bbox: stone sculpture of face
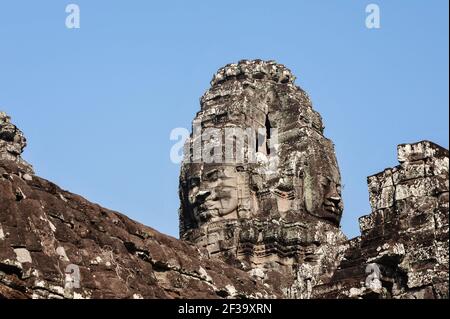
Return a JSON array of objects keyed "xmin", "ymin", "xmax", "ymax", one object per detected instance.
[
  {"xmin": 179, "ymin": 60, "xmax": 345, "ymax": 234},
  {"xmin": 187, "ymin": 165, "xmax": 240, "ymax": 223},
  {"xmin": 181, "ymin": 131, "xmax": 344, "ymax": 227},
  {"xmin": 302, "ymin": 143, "xmax": 343, "ymax": 225}
]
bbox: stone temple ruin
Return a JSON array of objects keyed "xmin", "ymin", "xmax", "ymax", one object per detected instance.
[{"xmin": 0, "ymin": 60, "xmax": 448, "ymax": 299}]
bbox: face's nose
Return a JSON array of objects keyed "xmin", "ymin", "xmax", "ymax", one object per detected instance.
[
  {"xmin": 326, "ymin": 184, "xmax": 341, "ymax": 205},
  {"xmin": 195, "ymin": 190, "xmax": 211, "ymax": 204}
]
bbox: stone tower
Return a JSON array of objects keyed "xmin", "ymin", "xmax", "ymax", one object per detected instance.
[{"xmin": 179, "ymin": 60, "xmax": 347, "ymax": 297}]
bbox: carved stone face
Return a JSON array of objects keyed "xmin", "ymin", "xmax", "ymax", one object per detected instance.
[
  {"xmin": 187, "ymin": 165, "xmax": 240, "ymax": 223},
  {"xmin": 302, "ymin": 142, "xmax": 343, "ymax": 225},
  {"xmin": 180, "ymin": 60, "xmax": 345, "ymax": 238}
]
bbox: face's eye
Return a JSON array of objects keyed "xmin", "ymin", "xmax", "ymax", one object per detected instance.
[
  {"xmin": 205, "ymin": 169, "xmax": 219, "ymax": 182},
  {"xmin": 320, "ymin": 177, "xmax": 330, "ymax": 187}
]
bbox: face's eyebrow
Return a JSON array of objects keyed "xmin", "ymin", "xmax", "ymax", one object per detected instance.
[
  {"xmin": 318, "ymin": 176, "xmax": 329, "ymax": 184},
  {"xmin": 205, "ymin": 169, "xmax": 219, "ymax": 177}
]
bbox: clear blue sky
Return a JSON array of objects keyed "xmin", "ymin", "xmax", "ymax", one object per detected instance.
[{"xmin": 1, "ymin": 1, "xmax": 448, "ymax": 239}]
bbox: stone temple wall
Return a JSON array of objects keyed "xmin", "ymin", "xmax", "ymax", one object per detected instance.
[{"xmin": 314, "ymin": 141, "xmax": 449, "ymax": 298}]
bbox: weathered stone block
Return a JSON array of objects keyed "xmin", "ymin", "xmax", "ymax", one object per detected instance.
[
  {"xmin": 398, "ymin": 141, "xmax": 448, "ymax": 163},
  {"xmin": 393, "ymin": 160, "xmax": 425, "ymax": 183},
  {"xmin": 425, "ymin": 156, "xmax": 449, "ymax": 176}
]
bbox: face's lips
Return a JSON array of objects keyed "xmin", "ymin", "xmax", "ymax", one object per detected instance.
[
  {"xmin": 199, "ymin": 200, "xmax": 218, "ymax": 211},
  {"xmin": 197, "ymin": 210, "xmax": 212, "ymax": 222},
  {"xmin": 328, "ymin": 196, "xmax": 341, "ymax": 202},
  {"xmin": 324, "ymin": 205, "xmax": 336, "ymax": 213},
  {"xmin": 324, "ymin": 199, "xmax": 342, "ymax": 214}
]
